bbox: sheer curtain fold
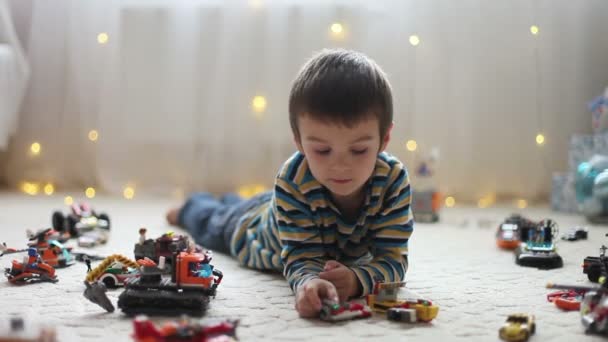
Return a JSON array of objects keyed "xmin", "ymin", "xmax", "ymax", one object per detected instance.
[{"xmin": 6, "ymin": 0, "xmax": 608, "ymax": 201}]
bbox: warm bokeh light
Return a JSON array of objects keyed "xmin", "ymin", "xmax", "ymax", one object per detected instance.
[
  {"xmin": 331, "ymin": 23, "xmax": 343, "ymax": 34},
  {"xmin": 445, "ymin": 196, "xmax": 455, "ymax": 207},
  {"xmin": 249, "ymin": 0, "xmax": 263, "ymax": 8},
  {"xmin": 536, "ymin": 133, "xmax": 545, "ymax": 145},
  {"xmin": 238, "ymin": 184, "xmax": 268, "ymax": 199},
  {"xmin": 44, "ymin": 183, "xmax": 55, "ymax": 195},
  {"xmin": 85, "ymin": 187, "xmax": 96, "ymax": 198},
  {"xmin": 64, "ymin": 196, "xmax": 74, "ymax": 205},
  {"xmin": 21, "ymin": 182, "xmax": 39, "ymax": 196},
  {"xmin": 252, "ymin": 95, "xmax": 267, "ymax": 114},
  {"xmin": 30, "ymin": 142, "xmax": 41, "ymax": 156},
  {"xmin": 406, "ymin": 140, "xmax": 418, "ymax": 152},
  {"xmin": 409, "ymin": 35, "xmax": 420, "ymax": 46},
  {"xmin": 530, "ymin": 25, "xmax": 539, "ymax": 35},
  {"xmin": 123, "ymin": 186, "xmax": 135, "ymax": 200},
  {"xmin": 97, "ymin": 33, "xmax": 109, "ymax": 44},
  {"xmin": 88, "ymin": 130, "xmax": 99, "ymax": 142},
  {"xmin": 517, "ymin": 199, "xmax": 528, "ymax": 209}
]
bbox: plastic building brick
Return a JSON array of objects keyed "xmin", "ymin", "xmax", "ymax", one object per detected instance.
[
  {"xmin": 85, "ymin": 254, "xmax": 140, "ymax": 288},
  {"xmin": 366, "ymin": 281, "xmax": 439, "ymax": 322},
  {"xmin": 132, "ymin": 315, "xmax": 238, "ymax": 342},
  {"xmin": 4, "ymin": 248, "xmax": 58, "ymax": 285},
  {"xmin": 546, "ymin": 289, "xmax": 585, "ymax": 311},
  {"xmin": 319, "ymin": 300, "xmax": 372, "ymax": 322},
  {"xmin": 498, "ymin": 314, "xmax": 536, "ymax": 342},
  {"xmin": 514, "ymin": 219, "xmax": 563, "ymax": 269},
  {"xmin": 547, "ymin": 282, "xmax": 608, "ymax": 336},
  {"xmin": 1, "ymin": 228, "xmax": 75, "ymax": 268},
  {"xmin": 52, "ymin": 202, "xmax": 110, "ymax": 240},
  {"xmin": 386, "ymin": 307, "xmax": 417, "ymax": 322},
  {"xmin": 134, "ymin": 230, "xmax": 202, "ymax": 271}
]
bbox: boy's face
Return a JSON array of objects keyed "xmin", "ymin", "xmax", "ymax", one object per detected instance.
[{"xmin": 295, "ymin": 114, "xmax": 391, "ymax": 200}]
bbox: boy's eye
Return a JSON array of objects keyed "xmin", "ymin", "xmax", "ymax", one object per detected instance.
[
  {"xmin": 352, "ymin": 149, "xmax": 368, "ymax": 155},
  {"xmin": 315, "ymin": 149, "xmax": 331, "ymax": 155}
]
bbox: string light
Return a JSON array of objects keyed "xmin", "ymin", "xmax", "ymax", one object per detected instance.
[
  {"xmin": 64, "ymin": 196, "xmax": 74, "ymax": 205},
  {"xmin": 405, "ymin": 140, "xmax": 417, "ymax": 152},
  {"xmin": 123, "ymin": 186, "xmax": 135, "ymax": 200},
  {"xmin": 88, "ymin": 130, "xmax": 99, "ymax": 142},
  {"xmin": 409, "ymin": 35, "xmax": 420, "ymax": 46},
  {"xmin": 445, "ymin": 196, "xmax": 455, "ymax": 207},
  {"xmin": 97, "ymin": 33, "xmax": 109, "ymax": 44},
  {"xmin": 85, "ymin": 187, "xmax": 96, "ymax": 198},
  {"xmin": 536, "ymin": 133, "xmax": 545, "ymax": 145},
  {"xmin": 30, "ymin": 142, "xmax": 41, "ymax": 156},
  {"xmin": 330, "ymin": 23, "xmax": 343, "ymax": 34},
  {"xmin": 252, "ymin": 95, "xmax": 267, "ymax": 116},
  {"xmin": 21, "ymin": 182, "xmax": 39, "ymax": 196},
  {"xmin": 517, "ymin": 199, "xmax": 528, "ymax": 209},
  {"xmin": 44, "ymin": 183, "xmax": 54, "ymax": 195},
  {"xmin": 530, "ymin": 25, "xmax": 539, "ymax": 35}
]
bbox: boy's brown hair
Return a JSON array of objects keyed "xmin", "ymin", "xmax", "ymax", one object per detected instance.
[{"xmin": 289, "ymin": 49, "xmax": 393, "ymax": 142}]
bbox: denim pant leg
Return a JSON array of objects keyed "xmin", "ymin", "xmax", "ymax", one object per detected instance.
[{"xmin": 178, "ymin": 192, "xmax": 241, "ymax": 254}]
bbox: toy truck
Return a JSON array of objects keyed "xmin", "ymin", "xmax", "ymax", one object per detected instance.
[{"xmin": 366, "ymin": 281, "xmax": 438, "ymax": 322}]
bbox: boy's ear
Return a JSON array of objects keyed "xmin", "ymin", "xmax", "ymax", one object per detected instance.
[{"xmin": 380, "ymin": 122, "xmax": 394, "ymax": 152}]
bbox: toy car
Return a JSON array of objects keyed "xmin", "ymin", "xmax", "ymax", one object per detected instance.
[
  {"xmin": 85, "ymin": 254, "xmax": 140, "ymax": 288},
  {"xmin": 546, "ymin": 289, "xmax": 585, "ymax": 311},
  {"xmin": 583, "ymin": 244, "xmax": 608, "ymax": 282},
  {"xmin": 4, "ymin": 248, "xmax": 58, "ymax": 285},
  {"xmin": 1, "ymin": 228, "xmax": 75, "ymax": 268},
  {"xmin": 52, "ymin": 202, "xmax": 110, "ymax": 238},
  {"xmin": 547, "ymin": 282, "xmax": 608, "ymax": 336},
  {"xmin": 561, "ymin": 227, "xmax": 588, "ymax": 241},
  {"xmin": 499, "ymin": 313, "xmax": 536, "ymax": 341},
  {"xmin": 387, "ymin": 307, "xmax": 417, "ymax": 322},
  {"xmin": 132, "ymin": 315, "xmax": 238, "ymax": 342},
  {"xmin": 515, "ymin": 219, "xmax": 563, "ymax": 269},
  {"xmin": 366, "ymin": 281, "xmax": 439, "ymax": 323},
  {"xmin": 496, "ymin": 214, "xmax": 536, "ymax": 250},
  {"xmin": 319, "ymin": 300, "xmax": 372, "ymax": 322}
]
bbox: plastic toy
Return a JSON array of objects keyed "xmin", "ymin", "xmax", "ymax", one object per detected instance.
[
  {"xmin": 498, "ymin": 313, "xmax": 536, "ymax": 342},
  {"xmin": 0, "ymin": 317, "xmax": 56, "ymax": 342},
  {"xmin": 575, "ymin": 155, "xmax": 608, "ymax": 223},
  {"xmin": 134, "ymin": 230, "xmax": 202, "ymax": 271},
  {"xmin": 0, "ymin": 228, "xmax": 75, "ymax": 268},
  {"xmin": 496, "ymin": 214, "xmax": 535, "ymax": 250},
  {"xmin": 52, "ymin": 202, "xmax": 110, "ymax": 240},
  {"xmin": 547, "ymin": 282, "xmax": 608, "ymax": 336},
  {"xmin": 132, "ymin": 315, "xmax": 238, "ymax": 342},
  {"xmin": 319, "ymin": 300, "xmax": 371, "ymax": 322},
  {"xmin": 514, "ymin": 219, "xmax": 563, "ymax": 269},
  {"xmin": 85, "ymin": 254, "xmax": 140, "ymax": 288},
  {"xmin": 4, "ymin": 248, "xmax": 58, "ymax": 284},
  {"xmin": 584, "ymin": 242, "xmax": 608, "ymax": 282},
  {"xmin": 547, "ymin": 289, "xmax": 586, "ymax": 311},
  {"xmin": 412, "ymin": 190, "xmax": 441, "ymax": 223},
  {"xmin": 561, "ymin": 227, "xmax": 589, "ymax": 241},
  {"xmin": 366, "ymin": 281, "xmax": 438, "ymax": 322}
]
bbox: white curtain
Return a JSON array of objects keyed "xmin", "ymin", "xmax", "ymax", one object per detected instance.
[
  {"xmin": 0, "ymin": 0, "xmax": 29, "ymax": 150},
  {"xmin": 5, "ymin": 0, "xmax": 608, "ymax": 201}
]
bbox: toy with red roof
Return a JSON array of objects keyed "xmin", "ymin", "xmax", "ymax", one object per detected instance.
[
  {"xmin": 319, "ymin": 299, "xmax": 371, "ymax": 322},
  {"xmin": 132, "ymin": 315, "xmax": 238, "ymax": 342}
]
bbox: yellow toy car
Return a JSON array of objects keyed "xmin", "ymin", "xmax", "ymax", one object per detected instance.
[{"xmin": 499, "ymin": 313, "xmax": 536, "ymax": 341}]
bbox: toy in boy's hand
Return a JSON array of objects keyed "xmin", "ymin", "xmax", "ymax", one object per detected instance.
[
  {"xmin": 52, "ymin": 202, "xmax": 110, "ymax": 246},
  {"xmin": 132, "ymin": 315, "xmax": 238, "ymax": 342},
  {"xmin": 498, "ymin": 313, "xmax": 536, "ymax": 342},
  {"xmin": 4, "ymin": 248, "xmax": 58, "ymax": 285},
  {"xmin": 319, "ymin": 299, "xmax": 371, "ymax": 322}
]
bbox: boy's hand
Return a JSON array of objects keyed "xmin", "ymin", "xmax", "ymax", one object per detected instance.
[
  {"xmin": 319, "ymin": 260, "xmax": 359, "ymax": 302},
  {"xmin": 295, "ymin": 278, "xmax": 339, "ymax": 318}
]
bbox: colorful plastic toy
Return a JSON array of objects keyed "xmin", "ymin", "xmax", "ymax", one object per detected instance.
[
  {"xmin": 514, "ymin": 219, "xmax": 563, "ymax": 269},
  {"xmin": 561, "ymin": 227, "xmax": 589, "ymax": 241},
  {"xmin": 85, "ymin": 254, "xmax": 140, "ymax": 288},
  {"xmin": 496, "ymin": 214, "xmax": 535, "ymax": 250},
  {"xmin": 547, "ymin": 289, "xmax": 586, "ymax": 311},
  {"xmin": 52, "ymin": 202, "xmax": 110, "ymax": 239},
  {"xmin": 412, "ymin": 190, "xmax": 441, "ymax": 223},
  {"xmin": 583, "ymin": 238, "xmax": 608, "ymax": 282},
  {"xmin": 498, "ymin": 313, "xmax": 536, "ymax": 342},
  {"xmin": 132, "ymin": 315, "xmax": 238, "ymax": 342},
  {"xmin": 4, "ymin": 248, "xmax": 58, "ymax": 285},
  {"xmin": 319, "ymin": 300, "xmax": 371, "ymax": 322},
  {"xmin": 1, "ymin": 228, "xmax": 75, "ymax": 268},
  {"xmin": 134, "ymin": 230, "xmax": 201, "ymax": 271},
  {"xmin": 547, "ymin": 282, "xmax": 608, "ymax": 336},
  {"xmin": 366, "ymin": 281, "xmax": 438, "ymax": 323}
]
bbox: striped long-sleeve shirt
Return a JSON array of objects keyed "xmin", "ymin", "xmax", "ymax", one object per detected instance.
[{"xmin": 230, "ymin": 151, "xmax": 414, "ymax": 296}]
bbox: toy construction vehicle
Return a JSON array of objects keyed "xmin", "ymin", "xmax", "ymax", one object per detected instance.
[
  {"xmin": 132, "ymin": 315, "xmax": 238, "ymax": 342},
  {"xmin": 1, "ymin": 228, "xmax": 74, "ymax": 268},
  {"xmin": 134, "ymin": 230, "xmax": 202, "ymax": 272},
  {"xmin": 366, "ymin": 281, "xmax": 438, "ymax": 322},
  {"xmin": 4, "ymin": 248, "xmax": 58, "ymax": 285},
  {"xmin": 52, "ymin": 202, "xmax": 110, "ymax": 245},
  {"xmin": 85, "ymin": 254, "xmax": 140, "ymax": 288},
  {"xmin": 515, "ymin": 219, "xmax": 563, "ymax": 269},
  {"xmin": 583, "ymin": 234, "xmax": 608, "ymax": 282}
]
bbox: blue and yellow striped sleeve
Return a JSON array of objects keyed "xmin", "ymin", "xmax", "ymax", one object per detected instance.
[
  {"xmin": 273, "ymin": 177, "xmax": 328, "ymax": 293},
  {"xmin": 350, "ymin": 165, "xmax": 414, "ymax": 296}
]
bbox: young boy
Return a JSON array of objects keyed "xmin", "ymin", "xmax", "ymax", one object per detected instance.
[{"xmin": 166, "ymin": 49, "xmax": 414, "ymax": 318}]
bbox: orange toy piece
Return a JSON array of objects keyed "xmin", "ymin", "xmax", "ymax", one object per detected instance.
[{"xmin": 4, "ymin": 248, "xmax": 58, "ymax": 285}]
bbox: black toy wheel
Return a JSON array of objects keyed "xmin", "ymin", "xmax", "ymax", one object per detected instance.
[
  {"xmin": 588, "ymin": 270, "xmax": 600, "ymax": 282},
  {"xmin": 52, "ymin": 211, "xmax": 65, "ymax": 231},
  {"xmin": 67, "ymin": 215, "xmax": 79, "ymax": 237},
  {"xmin": 98, "ymin": 213, "xmax": 110, "ymax": 230},
  {"xmin": 102, "ymin": 276, "xmax": 117, "ymax": 289}
]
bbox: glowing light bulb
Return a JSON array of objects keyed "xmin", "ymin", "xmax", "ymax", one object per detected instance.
[
  {"xmin": 406, "ymin": 140, "xmax": 417, "ymax": 152},
  {"xmin": 530, "ymin": 25, "xmax": 539, "ymax": 35},
  {"xmin": 123, "ymin": 186, "xmax": 135, "ymax": 199},
  {"xmin": 88, "ymin": 130, "xmax": 99, "ymax": 142},
  {"xmin": 44, "ymin": 183, "xmax": 55, "ymax": 195},
  {"xmin": 30, "ymin": 142, "xmax": 41, "ymax": 156},
  {"xmin": 85, "ymin": 187, "xmax": 96, "ymax": 198},
  {"xmin": 64, "ymin": 196, "xmax": 74, "ymax": 205},
  {"xmin": 517, "ymin": 199, "xmax": 528, "ymax": 209},
  {"xmin": 445, "ymin": 196, "xmax": 455, "ymax": 207},
  {"xmin": 331, "ymin": 23, "xmax": 343, "ymax": 34},
  {"xmin": 252, "ymin": 96, "xmax": 267, "ymax": 114},
  {"xmin": 409, "ymin": 35, "xmax": 420, "ymax": 46},
  {"xmin": 97, "ymin": 33, "xmax": 109, "ymax": 44},
  {"xmin": 536, "ymin": 134, "xmax": 545, "ymax": 145}
]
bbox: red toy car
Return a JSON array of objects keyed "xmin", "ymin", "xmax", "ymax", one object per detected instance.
[
  {"xmin": 132, "ymin": 315, "xmax": 238, "ymax": 342},
  {"xmin": 319, "ymin": 300, "xmax": 372, "ymax": 322}
]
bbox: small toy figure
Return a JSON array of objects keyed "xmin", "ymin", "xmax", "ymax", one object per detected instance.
[
  {"xmin": 139, "ymin": 228, "xmax": 147, "ymax": 245},
  {"xmin": 561, "ymin": 227, "xmax": 589, "ymax": 241},
  {"xmin": 83, "ymin": 255, "xmax": 92, "ymax": 273},
  {"xmin": 319, "ymin": 300, "xmax": 372, "ymax": 322},
  {"xmin": 499, "ymin": 314, "xmax": 536, "ymax": 342}
]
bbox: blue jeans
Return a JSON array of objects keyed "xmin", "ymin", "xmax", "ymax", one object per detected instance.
[{"xmin": 178, "ymin": 191, "xmax": 272, "ymax": 255}]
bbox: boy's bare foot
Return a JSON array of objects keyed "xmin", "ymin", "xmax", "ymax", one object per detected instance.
[{"xmin": 166, "ymin": 207, "xmax": 181, "ymax": 226}]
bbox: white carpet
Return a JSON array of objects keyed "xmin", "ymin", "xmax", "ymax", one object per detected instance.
[{"xmin": 0, "ymin": 193, "xmax": 605, "ymax": 342}]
